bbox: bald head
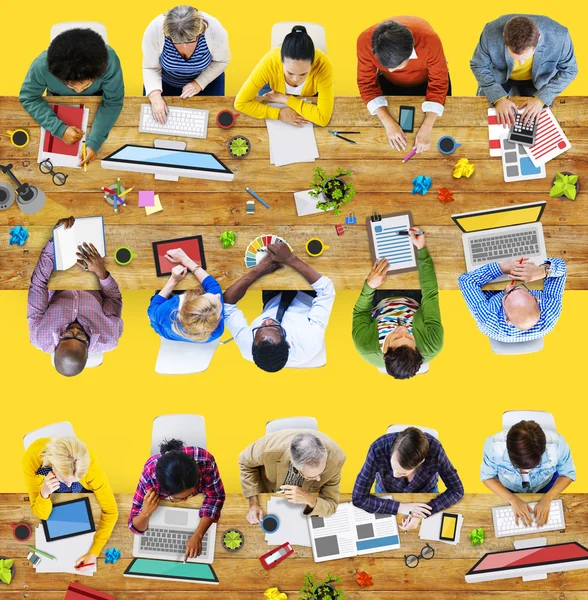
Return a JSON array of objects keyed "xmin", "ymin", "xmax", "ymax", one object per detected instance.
[
  {"xmin": 503, "ymin": 289, "xmax": 540, "ymax": 331},
  {"xmin": 54, "ymin": 339, "xmax": 88, "ymax": 377}
]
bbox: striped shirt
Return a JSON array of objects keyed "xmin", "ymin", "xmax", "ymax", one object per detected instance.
[
  {"xmin": 458, "ymin": 259, "xmax": 566, "ymax": 342},
  {"xmin": 160, "ymin": 35, "xmax": 212, "ymax": 88},
  {"xmin": 372, "ymin": 297, "xmax": 419, "ymax": 350},
  {"xmin": 282, "ymin": 463, "xmax": 305, "ymax": 488}
]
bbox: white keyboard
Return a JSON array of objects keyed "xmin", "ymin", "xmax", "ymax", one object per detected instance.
[
  {"xmin": 492, "ymin": 498, "xmax": 565, "ymax": 538},
  {"xmin": 139, "ymin": 104, "xmax": 209, "ymax": 139}
]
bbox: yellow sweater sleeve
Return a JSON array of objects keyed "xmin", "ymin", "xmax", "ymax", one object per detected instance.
[
  {"xmin": 234, "ymin": 49, "xmax": 281, "ymax": 120},
  {"xmin": 22, "ymin": 438, "xmax": 53, "ymax": 520}
]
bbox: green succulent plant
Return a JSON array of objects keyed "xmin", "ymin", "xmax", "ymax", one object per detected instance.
[
  {"xmin": 222, "ymin": 529, "xmax": 244, "ymax": 551},
  {"xmin": 220, "ymin": 230, "xmax": 236, "ymax": 248},
  {"xmin": 308, "ymin": 167, "xmax": 356, "ymax": 216},
  {"xmin": 298, "ymin": 572, "xmax": 345, "ymax": 599},
  {"xmin": 229, "ymin": 136, "xmax": 250, "ymax": 157},
  {"xmin": 0, "ymin": 559, "xmax": 14, "ymax": 585},
  {"xmin": 550, "ymin": 172, "xmax": 578, "ymax": 200}
]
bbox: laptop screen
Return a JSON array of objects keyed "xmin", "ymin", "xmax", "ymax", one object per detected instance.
[
  {"xmin": 125, "ymin": 558, "xmax": 219, "ymax": 583},
  {"xmin": 452, "ymin": 202, "xmax": 546, "ymax": 233}
]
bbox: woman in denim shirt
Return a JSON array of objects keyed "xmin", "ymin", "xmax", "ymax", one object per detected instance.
[{"xmin": 481, "ymin": 420, "xmax": 575, "ymax": 529}]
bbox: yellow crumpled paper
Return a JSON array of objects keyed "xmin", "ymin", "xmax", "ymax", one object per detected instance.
[
  {"xmin": 453, "ymin": 158, "xmax": 475, "ymax": 179},
  {"xmin": 265, "ymin": 587, "xmax": 288, "ymax": 600}
]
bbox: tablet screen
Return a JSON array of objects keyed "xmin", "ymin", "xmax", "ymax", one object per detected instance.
[
  {"xmin": 152, "ymin": 236, "xmax": 206, "ymax": 277},
  {"xmin": 43, "ymin": 498, "xmax": 95, "ymax": 541},
  {"xmin": 125, "ymin": 558, "xmax": 219, "ymax": 584}
]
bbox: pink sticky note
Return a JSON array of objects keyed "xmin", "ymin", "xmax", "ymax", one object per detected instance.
[{"xmin": 138, "ymin": 190, "xmax": 155, "ymax": 207}]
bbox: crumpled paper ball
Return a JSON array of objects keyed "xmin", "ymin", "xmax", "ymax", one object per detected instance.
[
  {"xmin": 453, "ymin": 158, "xmax": 475, "ymax": 179},
  {"xmin": 438, "ymin": 188, "xmax": 454, "ymax": 204},
  {"xmin": 105, "ymin": 548, "xmax": 121, "ymax": 564},
  {"xmin": 357, "ymin": 571, "xmax": 373, "ymax": 587},
  {"xmin": 264, "ymin": 587, "xmax": 288, "ymax": 600},
  {"xmin": 220, "ymin": 230, "xmax": 236, "ymax": 248},
  {"xmin": 412, "ymin": 174, "xmax": 432, "ymax": 195},
  {"xmin": 9, "ymin": 225, "xmax": 29, "ymax": 246},
  {"xmin": 469, "ymin": 528, "xmax": 485, "ymax": 546}
]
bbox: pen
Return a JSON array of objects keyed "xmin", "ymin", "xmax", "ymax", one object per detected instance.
[
  {"xmin": 76, "ymin": 562, "xmax": 95, "ymax": 569},
  {"xmin": 118, "ymin": 187, "xmax": 133, "ymax": 198},
  {"xmin": 246, "ymin": 187, "xmax": 270, "ymax": 209},
  {"xmin": 101, "ymin": 186, "xmax": 116, "ymax": 194},
  {"xmin": 27, "ymin": 546, "xmax": 56, "ymax": 560},
  {"xmin": 82, "ymin": 141, "xmax": 87, "ymax": 173},
  {"xmin": 113, "ymin": 194, "xmax": 118, "ymax": 212},
  {"xmin": 402, "ymin": 149, "xmax": 417, "ymax": 163},
  {"xmin": 511, "ymin": 257, "xmax": 524, "ymax": 285},
  {"xmin": 395, "ymin": 229, "xmax": 424, "ymax": 236},
  {"xmin": 117, "ymin": 177, "xmax": 121, "ymax": 197},
  {"xmin": 403, "ymin": 511, "xmax": 412, "ymax": 532}
]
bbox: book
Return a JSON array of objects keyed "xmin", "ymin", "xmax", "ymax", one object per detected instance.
[
  {"xmin": 38, "ymin": 104, "xmax": 89, "ymax": 169},
  {"xmin": 65, "ymin": 582, "xmax": 114, "ymax": 599},
  {"xmin": 53, "ymin": 217, "xmax": 106, "ymax": 271}
]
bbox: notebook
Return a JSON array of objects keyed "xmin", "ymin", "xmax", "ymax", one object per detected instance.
[
  {"xmin": 53, "ymin": 217, "xmax": 106, "ymax": 271},
  {"xmin": 38, "ymin": 104, "xmax": 89, "ymax": 169},
  {"xmin": 65, "ymin": 582, "xmax": 114, "ymax": 600}
]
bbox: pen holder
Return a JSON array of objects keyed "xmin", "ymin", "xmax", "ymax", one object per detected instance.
[
  {"xmin": 114, "ymin": 247, "xmax": 138, "ymax": 266},
  {"xmin": 104, "ymin": 183, "xmax": 126, "ymax": 207},
  {"xmin": 306, "ymin": 238, "xmax": 330, "ymax": 257}
]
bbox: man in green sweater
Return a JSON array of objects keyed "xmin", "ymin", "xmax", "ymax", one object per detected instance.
[
  {"xmin": 20, "ymin": 28, "xmax": 124, "ymax": 167},
  {"xmin": 352, "ymin": 228, "xmax": 443, "ymax": 379}
]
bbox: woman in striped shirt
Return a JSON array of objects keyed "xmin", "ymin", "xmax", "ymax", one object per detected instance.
[{"xmin": 142, "ymin": 5, "xmax": 231, "ymax": 123}]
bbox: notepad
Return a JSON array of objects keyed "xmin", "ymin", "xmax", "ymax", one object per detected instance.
[
  {"xmin": 366, "ymin": 212, "xmax": 417, "ymax": 274},
  {"xmin": 38, "ymin": 104, "xmax": 89, "ymax": 169},
  {"xmin": 138, "ymin": 190, "xmax": 155, "ymax": 207},
  {"xmin": 34, "ymin": 525, "xmax": 96, "ymax": 576},
  {"xmin": 53, "ymin": 217, "xmax": 106, "ymax": 271},
  {"xmin": 145, "ymin": 194, "xmax": 163, "ymax": 215}
]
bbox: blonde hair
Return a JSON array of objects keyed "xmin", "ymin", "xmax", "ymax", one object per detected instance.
[
  {"xmin": 164, "ymin": 5, "xmax": 207, "ymax": 43},
  {"xmin": 172, "ymin": 288, "xmax": 221, "ymax": 342},
  {"xmin": 41, "ymin": 437, "xmax": 90, "ymax": 480}
]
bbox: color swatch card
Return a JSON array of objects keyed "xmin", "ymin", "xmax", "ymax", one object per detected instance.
[
  {"xmin": 487, "ymin": 108, "xmax": 510, "ymax": 157},
  {"xmin": 244, "ymin": 234, "xmax": 292, "ymax": 268},
  {"xmin": 501, "ymin": 139, "xmax": 546, "ymax": 183},
  {"xmin": 528, "ymin": 108, "xmax": 571, "ymax": 167},
  {"xmin": 366, "ymin": 212, "xmax": 417, "ymax": 274}
]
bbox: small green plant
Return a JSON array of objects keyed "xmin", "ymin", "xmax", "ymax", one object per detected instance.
[
  {"xmin": 221, "ymin": 529, "xmax": 244, "ymax": 551},
  {"xmin": 298, "ymin": 572, "xmax": 345, "ymax": 600},
  {"xmin": 550, "ymin": 172, "xmax": 578, "ymax": 200},
  {"xmin": 229, "ymin": 136, "xmax": 250, "ymax": 158},
  {"xmin": 220, "ymin": 230, "xmax": 236, "ymax": 248},
  {"xmin": 309, "ymin": 167, "xmax": 356, "ymax": 216},
  {"xmin": 0, "ymin": 559, "xmax": 14, "ymax": 585}
]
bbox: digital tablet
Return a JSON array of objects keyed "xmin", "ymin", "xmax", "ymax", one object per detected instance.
[
  {"xmin": 124, "ymin": 558, "xmax": 219, "ymax": 585},
  {"xmin": 42, "ymin": 497, "xmax": 95, "ymax": 542},
  {"xmin": 152, "ymin": 235, "xmax": 206, "ymax": 277}
]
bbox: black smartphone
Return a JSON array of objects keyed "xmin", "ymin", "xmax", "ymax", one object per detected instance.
[{"xmin": 399, "ymin": 106, "xmax": 415, "ymax": 133}]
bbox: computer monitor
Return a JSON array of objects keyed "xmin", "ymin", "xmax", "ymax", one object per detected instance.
[
  {"xmin": 101, "ymin": 144, "xmax": 234, "ymax": 182},
  {"xmin": 465, "ymin": 542, "xmax": 588, "ymax": 583}
]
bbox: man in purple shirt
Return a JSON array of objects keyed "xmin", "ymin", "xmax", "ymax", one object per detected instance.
[{"xmin": 27, "ymin": 216, "xmax": 123, "ymax": 377}]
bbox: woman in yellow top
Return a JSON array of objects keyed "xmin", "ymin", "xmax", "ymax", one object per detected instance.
[
  {"xmin": 23, "ymin": 437, "xmax": 118, "ymax": 570},
  {"xmin": 234, "ymin": 25, "xmax": 334, "ymax": 127}
]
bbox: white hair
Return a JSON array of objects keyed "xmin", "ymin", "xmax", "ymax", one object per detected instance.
[
  {"xmin": 290, "ymin": 433, "xmax": 327, "ymax": 469},
  {"xmin": 163, "ymin": 5, "xmax": 207, "ymax": 44}
]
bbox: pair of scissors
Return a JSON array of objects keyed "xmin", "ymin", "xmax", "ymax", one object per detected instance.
[{"xmin": 328, "ymin": 130, "xmax": 360, "ymax": 144}]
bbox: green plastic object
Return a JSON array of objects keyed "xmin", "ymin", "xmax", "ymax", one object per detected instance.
[
  {"xmin": 0, "ymin": 558, "xmax": 14, "ymax": 585},
  {"xmin": 550, "ymin": 172, "xmax": 578, "ymax": 200},
  {"xmin": 220, "ymin": 231, "xmax": 236, "ymax": 248},
  {"xmin": 469, "ymin": 528, "xmax": 485, "ymax": 546},
  {"xmin": 221, "ymin": 529, "xmax": 244, "ymax": 551}
]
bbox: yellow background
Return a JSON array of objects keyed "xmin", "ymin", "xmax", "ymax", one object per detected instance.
[{"xmin": 1, "ymin": 1, "xmax": 586, "ymax": 497}]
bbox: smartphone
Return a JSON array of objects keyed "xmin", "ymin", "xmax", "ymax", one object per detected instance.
[
  {"xmin": 399, "ymin": 106, "xmax": 415, "ymax": 133},
  {"xmin": 439, "ymin": 513, "xmax": 459, "ymax": 542}
]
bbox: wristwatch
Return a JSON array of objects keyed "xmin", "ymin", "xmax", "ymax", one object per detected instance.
[{"xmin": 542, "ymin": 262, "xmax": 551, "ymax": 279}]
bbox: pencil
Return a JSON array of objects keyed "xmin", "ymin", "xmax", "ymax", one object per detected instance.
[
  {"xmin": 402, "ymin": 149, "xmax": 416, "ymax": 163},
  {"xmin": 27, "ymin": 546, "xmax": 56, "ymax": 560},
  {"xmin": 246, "ymin": 187, "xmax": 270, "ymax": 209},
  {"xmin": 82, "ymin": 141, "xmax": 87, "ymax": 173},
  {"xmin": 118, "ymin": 187, "xmax": 133, "ymax": 198},
  {"xmin": 117, "ymin": 177, "xmax": 121, "ymax": 196}
]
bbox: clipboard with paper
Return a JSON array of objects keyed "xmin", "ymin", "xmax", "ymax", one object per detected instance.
[{"xmin": 366, "ymin": 211, "xmax": 417, "ymax": 274}]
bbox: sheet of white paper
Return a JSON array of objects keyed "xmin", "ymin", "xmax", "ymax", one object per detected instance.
[
  {"xmin": 53, "ymin": 216, "xmax": 106, "ymax": 271},
  {"xmin": 501, "ymin": 138, "xmax": 546, "ymax": 183},
  {"xmin": 293, "ymin": 190, "xmax": 333, "ymax": 217},
  {"xmin": 34, "ymin": 525, "xmax": 96, "ymax": 576},
  {"xmin": 369, "ymin": 214, "xmax": 417, "ymax": 271},
  {"xmin": 351, "ymin": 502, "xmax": 400, "ymax": 556},
  {"xmin": 419, "ymin": 512, "xmax": 463, "ymax": 546},
  {"xmin": 528, "ymin": 108, "xmax": 571, "ymax": 167},
  {"xmin": 265, "ymin": 496, "xmax": 311, "ymax": 547},
  {"xmin": 38, "ymin": 106, "xmax": 90, "ymax": 169}
]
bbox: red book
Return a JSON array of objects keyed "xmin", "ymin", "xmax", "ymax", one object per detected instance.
[
  {"xmin": 43, "ymin": 104, "xmax": 84, "ymax": 156},
  {"xmin": 65, "ymin": 582, "xmax": 115, "ymax": 600}
]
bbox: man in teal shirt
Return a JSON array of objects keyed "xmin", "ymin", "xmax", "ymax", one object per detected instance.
[
  {"xmin": 20, "ymin": 28, "xmax": 124, "ymax": 166},
  {"xmin": 352, "ymin": 229, "xmax": 443, "ymax": 379}
]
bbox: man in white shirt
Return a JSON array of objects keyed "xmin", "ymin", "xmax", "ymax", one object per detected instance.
[{"xmin": 223, "ymin": 244, "xmax": 335, "ymax": 372}]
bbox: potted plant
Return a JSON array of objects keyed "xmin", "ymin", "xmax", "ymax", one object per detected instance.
[
  {"xmin": 221, "ymin": 529, "xmax": 244, "ymax": 552},
  {"xmin": 0, "ymin": 558, "xmax": 14, "ymax": 585},
  {"xmin": 309, "ymin": 167, "xmax": 356, "ymax": 216},
  {"xmin": 228, "ymin": 135, "xmax": 251, "ymax": 158},
  {"xmin": 550, "ymin": 172, "xmax": 579, "ymax": 200},
  {"xmin": 298, "ymin": 572, "xmax": 345, "ymax": 600}
]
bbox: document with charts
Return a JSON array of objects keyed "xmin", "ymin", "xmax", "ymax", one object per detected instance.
[
  {"xmin": 366, "ymin": 212, "xmax": 417, "ymax": 274},
  {"xmin": 308, "ymin": 501, "xmax": 400, "ymax": 563},
  {"xmin": 528, "ymin": 108, "xmax": 571, "ymax": 167}
]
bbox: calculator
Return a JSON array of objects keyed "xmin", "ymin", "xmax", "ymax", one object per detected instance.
[{"xmin": 508, "ymin": 112, "xmax": 537, "ymax": 146}]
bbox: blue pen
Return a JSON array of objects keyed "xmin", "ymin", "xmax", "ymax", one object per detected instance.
[{"xmin": 246, "ymin": 187, "xmax": 270, "ymax": 209}]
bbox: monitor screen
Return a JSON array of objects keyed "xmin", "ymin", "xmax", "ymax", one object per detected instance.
[
  {"xmin": 125, "ymin": 558, "xmax": 219, "ymax": 583},
  {"xmin": 103, "ymin": 145, "xmax": 231, "ymax": 173},
  {"xmin": 42, "ymin": 498, "xmax": 95, "ymax": 541},
  {"xmin": 452, "ymin": 201, "xmax": 546, "ymax": 233}
]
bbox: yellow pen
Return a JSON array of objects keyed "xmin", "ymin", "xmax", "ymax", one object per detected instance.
[
  {"xmin": 82, "ymin": 141, "xmax": 87, "ymax": 172},
  {"xmin": 118, "ymin": 187, "xmax": 133, "ymax": 198}
]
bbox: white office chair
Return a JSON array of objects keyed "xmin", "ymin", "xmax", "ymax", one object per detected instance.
[
  {"xmin": 51, "ymin": 353, "xmax": 104, "ymax": 369},
  {"xmin": 266, "ymin": 417, "xmax": 318, "ymax": 434},
  {"xmin": 155, "ymin": 337, "xmax": 221, "ymax": 375},
  {"xmin": 23, "ymin": 421, "xmax": 76, "ymax": 450},
  {"xmin": 292, "ymin": 344, "xmax": 327, "ymax": 369},
  {"xmin": 502, "ymin": 411, "xmax": 556, "ymax": 432},
  {"xmin": 50, "ymin": 22, "xmax": 108, "ymax": 43},
  {"xmin": 151, "ymin": 415, "xmax": 207, "ymax": 455},
  {"xmin": 378, "ymin": 362, "xmax": 429, "ymax": 376},
  {"xmin": 271, "ymin": 22, "xmax": 327, "ymax": 53},
  {"xmin": 386, "ymin": 424, "xmax": 439, "ymax": 439},
  {"xmin": 490, "ymin": 337, "xmax": 544, "ymax": 355}
]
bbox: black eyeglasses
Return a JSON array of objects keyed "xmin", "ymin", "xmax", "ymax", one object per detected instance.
[
  {"xmin": 164, "ymin": 489, "xmax": 197, "ymax": 503},
  {"xmin": 405, "ymin": 544, "xmax": 435, "ymax": 568},
  {"xmin": 39, "ymin": 159, "xmax": 68, "ymax": 186},
  {"xmin": 503, "ymin": 282, "xmax": 539, "ymax": 304},
  {"xmin": 252, "ymin": 322, "xmax": 287, "ymax": 340},
  {"xmin": 59, "ymin": 329, "xmax": 90, "ymax": 346}
]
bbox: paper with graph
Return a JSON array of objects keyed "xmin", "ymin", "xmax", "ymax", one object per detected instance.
[{"xmin": 366, "ymin": 212, "xmax": 417, "ymax": 274}]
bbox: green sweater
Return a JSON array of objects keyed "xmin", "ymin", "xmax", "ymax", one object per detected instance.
[
  {"xmin": 19, "ymin": 47, "xmax": 124, "ymax": 152},
  {"xmin": 352, "ymin": 247, "xmax": 444, "ymax": 367}
]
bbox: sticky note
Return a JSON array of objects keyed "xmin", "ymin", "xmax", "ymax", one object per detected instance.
[
  {"xmin": 145, "ymin": 194, "xmax": 163, "ymax": 215},
  {"xmin": 138, "ymin": 190, "xmax": 155, "ymax": 207}
]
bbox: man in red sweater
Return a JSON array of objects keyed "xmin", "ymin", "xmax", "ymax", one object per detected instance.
[{"xmin": 357, "ymin": 17, "xmax": 450, "ymax": 153}]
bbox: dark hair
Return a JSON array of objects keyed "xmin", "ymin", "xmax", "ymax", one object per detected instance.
[
  {"xmin": 372, "ymin": 21, "xmax": 414, "ymax": 69},
  {"xmin": 384, "ymin": 346, "xmax": 423, "ymax": 379},
  {"xmin": 391, "ymin": 427, "xmax": 430, "ymax": 470},
  {"xmin": 506, "ymin": 420, "xmax": 546, "ymax": 469},
  {"xmin": 281, "ymin": 25, "xmax": 315, "ymax": 63},
  {"xmin": 155, "ymin": 438, "xmax": 198, "ymax": 495},
  {"xmin": 47, "ymin": 28, "xmax": 108, "ymax": 82},
  {"xmin": 54, "ymin": 340, "xmax": 88, "ymax": 377},
  {"xmin": 252, "ymin": 339, "xmax": 289, "ymax": 373},
  {"xmin": 504, "ymin": 17, "xmax": 539, "ymax": 54}
]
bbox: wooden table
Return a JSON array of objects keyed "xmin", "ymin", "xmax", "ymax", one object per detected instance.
[
  {"xmin": 2, "ymin": 493, "xmax": 588, "ymax": 598},
  {"xmin": 0, "ymin": 96, "xmax": 586, "ymax": 290}
]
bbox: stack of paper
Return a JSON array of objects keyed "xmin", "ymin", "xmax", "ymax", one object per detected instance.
[
  {"xmin": 53, "ymin": 216, "xmax": 106, "ymax": 271},
  {"xmin": 419, "ymin": 512, "xmax": 464, "ymax": 546},
  {"xmin": 34, "ymin": 525, "xmax": 96, "ymax": 576},
  {"xmin": 294, "ymin": 190, "xmax": 333, "ymax": 217},
  {"xmin": 265, "ymin": 496, "xmax": 311, "ymax": 547}
]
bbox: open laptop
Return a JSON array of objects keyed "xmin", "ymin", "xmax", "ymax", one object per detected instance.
[
  {"xmin": 452, "ymin": 201, "xmax": 547, "ymax": 281},
  {"xmin": 133, "ymin": 506, "xmax": 216, "ymax": 564}
]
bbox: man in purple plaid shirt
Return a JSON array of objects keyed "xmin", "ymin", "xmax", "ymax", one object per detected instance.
[
  {"xmin": 27, "ymin": 217, "xmax": 123, "ymax": 377},
  {"xmin": 352, "ymin": 427, "xmax": 464, "ymax": 530}
]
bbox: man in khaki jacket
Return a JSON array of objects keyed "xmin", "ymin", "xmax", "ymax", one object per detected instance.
[{"xmin": 239, "ymin": 430, "xmax": 346, "ymax": 523}]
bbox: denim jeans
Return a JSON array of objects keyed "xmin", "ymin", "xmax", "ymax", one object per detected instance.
[{"xmin": 143, "ymin": 72, "xmax": 226, "ymax": 97}]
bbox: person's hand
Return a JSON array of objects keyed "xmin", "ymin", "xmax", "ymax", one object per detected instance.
[
  {"xmin": 414, "ymin": 124, "xmax": 432, "ymax": 153},
  {"xmin": 79, "ymin": 146, "xmax": 96, "ymax": 167},
  {"xmin": 54, "ymin": 216, "xmax": 75, "ymax": 230},
  {"xmin": 510, "ymin": 496, "xmax": 534, "ymax": 527},
  {"xmin": 366, "ymin": 258, "xmax": 389, "ymax": 289},
  {"xmin": 495, "ymin": 97, "xmax": 517, "ymax": 127},
  {"xmin": 149, "ymin": 91, "xmax": 169, "ymax": 124},
  {"xmin": 76, "ymin": 243, "xmax": 107, "ymax": 279},
  {"xmin": 510, "ymin": 260, "xmax": 546, "ymax": 283},
  {"xmin": 534, "ymin": 496, "xmax": 552, "ymax": 528},
  {"xmin": 382, "ymin": 118, "xmax": 407, "ymax": 151},
  {"xmin": 397, "ymin": 502, "xmax": 432, "ymax": 519},
  {"xmin": 171, "ymin": 265, "xmax": 188, "ymax": 283},
  {"xmin": 140, "ymin": 489, "xmax": 160, "ymax": 518},
  {"xmin": 246, "ymin": 502, "xmax": 264, "ymax": 525},
  {"xmin": 409, "ymin": 227, "xmax": 426, "ymax": 250},
  {"xmin": 165, "ymin": 248, "xmax": 192, "ymax": 267},
  {"xmin": 280, "ymin": 485, "xmax": 314, "ymax": 506},
  {"xmin": 184, "ymin": 532, "xmax": 203, "ymax": 561},
  {"xmin": 519, "ymin": 97, "xmax": 544, "ymax": 126},
  {"xmin": 499, "ymin": 257, "xmax": 527, "ymax": 275},
  {"xmin": 254, "ymin": 253, "xmax": 283, "ymax": 276},
  {"xmin": 74, "ymin": 552, "xmax": 96, "ymax": 571},
  {"xmin": 40, "ymin": 471, "xmax": 61, "ymax": 498},
  {"xmin": 278, "ymin": 107, "xmax": 308, "ymax": 128},
  {"xmin": 267, "ymin": 243, "xmax": 294, "ymax": 264},
  {"xmin": 62, "ymin": 126, "xmax": 84, "ymax": 145},
  {"xmin": 262, "ymin": 90, "xmax": 289, "ymax": 105},
  {"xmin": 400, "ymin": 515, "xmax": 422, "ymax": 531},
  {"xmin": 180, "ymin": 81, "xmax": 202, "ymax": 99}
]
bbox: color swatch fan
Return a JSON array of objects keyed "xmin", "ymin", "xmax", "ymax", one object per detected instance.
[{"xmin": 244, "ymin": 234, "xmax": 292, "ymax": 268}]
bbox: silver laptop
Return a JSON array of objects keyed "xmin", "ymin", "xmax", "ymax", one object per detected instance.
[
  {"xmin": 451, "ymin": 201, "xmax": 547, "ymax": 281},
  {"xmin": 133, "ymin": 505, "xmax": 216, "ymax": 564}
]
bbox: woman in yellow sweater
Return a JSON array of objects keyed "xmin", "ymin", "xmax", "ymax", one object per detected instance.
[
  {"xmin": 23, "ymin": 437, "xmax": 118, "ymax": 570},
  {"xmin": 234, "ymin": 25, "xmax": 334, "ymax": 127}
]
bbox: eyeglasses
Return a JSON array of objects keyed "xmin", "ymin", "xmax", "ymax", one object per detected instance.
[
  {"xmin": 503, "ymin": 283, "xmax": 539, "ymax": 304},
  {"xmin": 39, "ymin": 159, "xmax": 68, "ymax": 186},
  {"xmin": 164, "ymin": 489, "xmax": 197, "ymax": 503},
  {"xmin": 167, "ymin": 36, "xmax": 198, "ymax": 44},
  {"xmin": 405, "ymin": 544, "xmax": 435, "ymax": 568},
  {"xmin": 252, "ymin": 322, "xmax": 287, "ymax": 340},
  {"xmin": 59, "ymin": 330, "xmax": 89, "ymax": 346}
]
